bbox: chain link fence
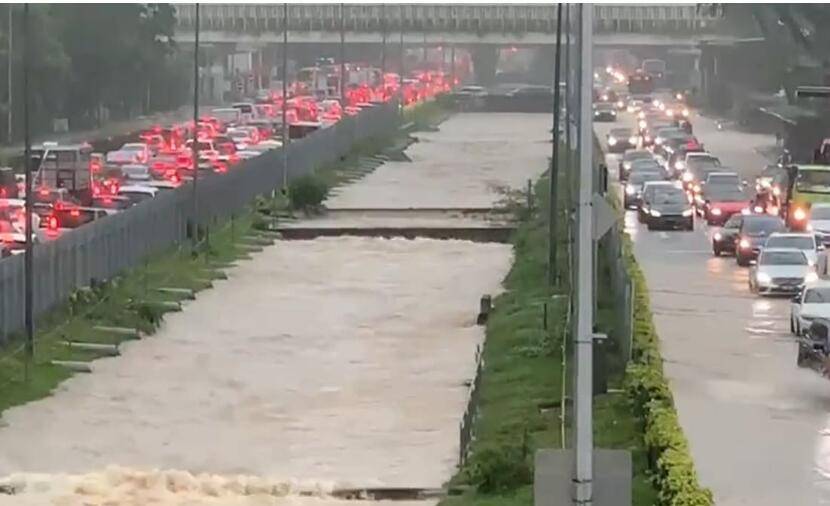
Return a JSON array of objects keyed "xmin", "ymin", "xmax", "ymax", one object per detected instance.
[{"xmin": 0, "ymin": 102, "xmax": 400, "ymax": 344}]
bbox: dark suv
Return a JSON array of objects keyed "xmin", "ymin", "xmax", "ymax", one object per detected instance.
[{"xmin": 734, "ymin": 214, "xmax": 786, "ymax": 266}]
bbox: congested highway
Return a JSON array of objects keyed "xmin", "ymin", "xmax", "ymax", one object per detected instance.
[
  {"xmin": 595, "ymin": 81, "xmax": 830, "ymax": 504},
  {"xmin": 0, "ymin": 64, "xmax": 456, "ymax": 257}
]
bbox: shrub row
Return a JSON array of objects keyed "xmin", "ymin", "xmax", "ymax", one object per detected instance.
[{"xmin": 622, "ymin": 238, "xmax": 715, "ymax": 506}]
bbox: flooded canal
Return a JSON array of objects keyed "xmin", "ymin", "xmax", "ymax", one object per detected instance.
[{"xmin": 0, "ymin": 113, "xmax": 550, "ymax": 504}]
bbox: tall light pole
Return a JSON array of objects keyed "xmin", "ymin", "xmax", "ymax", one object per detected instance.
[
  {"xmin": 399, "ymin": 24, "xmax": 405, "ymax": 115},
  {"xmin": 7, "ymin": 5, "xmax": 12, "ymax": 144},
  {"xmin": 380, "ymin": 4, "xmax": 386, "ymax": 79},
  {"xmin": 339, "ymin": 3, "xmax": 346, "ymax": 109},
  {"xmin": 281, "ymin": 3, "xmax": 289, "ymax": 193},
  {"xmin": 22, "ymin": 2, "xmax": 31, "ymax": 378},
  {"xmin": 548, "ymin": 3, "xmax": 563, "ymax": 288},
  {"xmin": 573, "ymin": 4, "xmax": 594, "ymax": 505},
  {"xmin": 191, "ymin": 2, "xmax": 200, "ymax": 246}
]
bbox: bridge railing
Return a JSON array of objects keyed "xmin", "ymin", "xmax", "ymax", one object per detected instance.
[{"xmin": 175, "ymin": 4, "xmax": 718, "ymax": 35}]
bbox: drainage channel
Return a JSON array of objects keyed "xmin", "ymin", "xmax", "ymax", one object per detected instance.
[{"xmin": 276, "ymin": 225, "xmax": 515, "ymax": 243}]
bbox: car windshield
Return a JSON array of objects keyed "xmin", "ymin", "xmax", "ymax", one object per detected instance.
[
  {"xmin": 811, "ymin": 207, "xmax": 830, "ymax": 220},
  {"xmin": 707, "ymin": 174, "xmax": 740, "ymax": 186},
  {"xmin": 765, "ymin": 236, "xmax": 815, "ymax": 250},
  {"xmin": 797, "ymin": 169, "xmax": 830, "ymax": 194},
  {"xmin": 688, "ymin": 158, "xmax": 721, "ymax": 170},
  {"xmin": 759, "ymin": 250, "xmax": 807, "ymax": 266},
  {"xmin": 629, "ymin": 173, "xmax": 664, "ymax": 185},
  {"xmin": 121, "ymin": 192, "xmax": 154, "ymax": 205},
  {"xmin": 624, "ymin": 151, "xmax": 651, "ymax": 161},
  {"xmin": 707, "ymin": 187, "xmax": 747, "ymax": 201},
  {"xmin": 611, "ymin": 129, "xmax": 630, "ymax": 137},
  {"xmin": 805, "ymin": 288, "xmax": 830, "ymax": 303},
  {"xmin": 744, "ymin": 218, "xmax": 785, "ymax": 235},
  {"xmin": 632, "ymin": 159, "xmax": 660, "ymax": 169},
  {"xmin": 654, "ymin": 190, "xmax": 687, "ymax": 205}
]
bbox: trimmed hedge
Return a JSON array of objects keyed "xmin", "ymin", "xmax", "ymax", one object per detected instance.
[{"xmin": 622, "ymin": 237, "xmax": 715, "ymax": 506}]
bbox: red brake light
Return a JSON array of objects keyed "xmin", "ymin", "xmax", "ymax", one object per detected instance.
[
  {"xmin": 39, "ymin": 188, "xmax": 50, "ymax": 197},
  {"xmin": 47, "ymin": 215, "xmax": 59, "ymax": 230},
  {"xmin": 70, "ymin": 208, "xmax": 80, "ymax": 217}
]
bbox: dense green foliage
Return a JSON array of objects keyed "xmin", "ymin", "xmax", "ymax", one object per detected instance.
[
  {"xmin": 623, "ymin": 239, "xmax": 715, "ymax": 506},
  {"xmin": 2, "ymin": 4, "xmax": 189, "ymax": 140}
]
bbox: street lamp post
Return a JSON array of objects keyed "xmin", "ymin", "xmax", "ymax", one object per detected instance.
[
  {"xmin": 191, "ymin": 2, "xmax": 200, "ymax": 247},
  {"xmin": 380, "ymin": 4, "xmax": 386, "ymax": 79},
  {"xmin": 22, "ymin": 2, "xmax": 32, "ymax": 378},
  {"xmin": 339, "ymin": 3, "xmax": 346, "ymax": 110},
  {"xmin": 7, "ymin": 5, "xmax": 12, "ymax": 144},
  {"xmin": 282, "ymin": 2, "xmax": 288, "ymax": 193},
  {"xmin": 549, "ymin": 3, "xmax": 563, "ymax": 288}
]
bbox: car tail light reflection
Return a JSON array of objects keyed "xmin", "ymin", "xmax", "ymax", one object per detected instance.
[{"xmin": 47, "ymin": 215, "xmax": 59, "ymax": 231}]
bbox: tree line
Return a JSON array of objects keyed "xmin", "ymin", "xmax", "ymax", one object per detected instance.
[{"xmin": 2, "ymin": 4, "xmax": 192, "ymax": 143}]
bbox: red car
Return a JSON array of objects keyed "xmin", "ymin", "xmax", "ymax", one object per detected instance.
[{"xmin": 698, "ymin": 185, "xmax": 751, "ymax": 225}]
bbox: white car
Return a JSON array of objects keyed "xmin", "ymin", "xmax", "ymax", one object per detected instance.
[
  {"xmin": 791, "ymin": 281, "xmax": 830, "ymax": 335},
  {"xmin": 0, "ymin": 198, "xmax": 41, "ymax": 232},
  {"xmin": 679, "ymin": 152, "xmax": 720, "ymax": 175},
  {"xmin": 120, "ymin": 164, "xmax": 152, "ymax": 182},
  {"xmin": 749, "ymin": 248, "xmax": 817, "ymax": 295},
  {"xmin": 226, "ymin": 128, "xmax": 254, "ymax": 150},
  {"xmin": 807, "ymin": 203, "xmax": 830, "ymax": 245},
  {"xmin": 118, "ymin": 185, "xmax": 158, "ymax": 206},
  {"xmin": 119, "ymin": 143, "xmax": 151, "ymax": 164},
  {"xmin": 763, "ymin": 232, "xmax": 820, "ymax": 265}
]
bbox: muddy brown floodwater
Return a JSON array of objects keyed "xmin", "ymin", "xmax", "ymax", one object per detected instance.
[{"xmin": 0, "ymin": 113, "xmax": 550, "ymax": 505}]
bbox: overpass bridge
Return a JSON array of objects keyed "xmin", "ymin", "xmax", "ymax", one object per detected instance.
[
  {"xmin": 173, "ymin": 4, "xmax": 723, "ymax": 97},
  {"xmin": 174, "ymin": 4, "xmax": 721, "ymax": 47}
]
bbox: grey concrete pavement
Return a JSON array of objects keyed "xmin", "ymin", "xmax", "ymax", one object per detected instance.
[{"xmin": 596, "ymin": 108, "xmax": 830, "ymax": 505}]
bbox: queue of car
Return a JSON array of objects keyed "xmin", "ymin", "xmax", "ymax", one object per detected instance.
[
  {"xmin": 607, "ymin": 88, "xmax": 830, "ymax": 348},
  {"xmin": 0, "ymin": 65, "xmax": 458, "ymax": 255}
]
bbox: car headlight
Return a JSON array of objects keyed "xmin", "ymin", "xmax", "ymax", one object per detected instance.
[
  {"xmin": 617, "ymin": 100, "xmax": 624, "ymax": 108},
  {"xmin": 676, "ymin": 93, "xmax": 683, "ymax": 100},
  {"xmin": 713, "ymin": 232, "xmax": 723, "ymax": 241},
  {"xmin": 623, "ymin": 162, "xmax": 632, "ymax": 170},
  {"xmin": 601, "ymin": 94, "xmax": 609, "ymax": 101},
  {"xmin": 739, "ymin": 238, "xmax": 751, "ymax": 249},
  {"xmin": 806, "ymin": 271, "xmax": 819, "ymax": 283},
  {"xmin": 666, "ymin": 110, "xmax": 674, "ymax": 117},
  {"xmin": 807, "ymin": 223, "xmax": 814, "ymax": 231},
  {"xmin": 693, "ymin": 184, "xmax": 701, "ymax": 193},
  {"xmin": 711, "ymin": 208, "xmax": 722, "ymax": 216},
  {"xmin": 608, "ymin": 137, "xmax": 617, "ymax": 146},
  {"xmin": 625, "ymin": 185, "xmax": 636, "ymax": 195},
  {"xmin": 682, "ymin": 108, "xmax": 690, "ymax": 117},
  {"xmin": 638, "ymin": 111, "xmax": 645, "ymax": 119},
  {"xmin": 794, "ymin": 207, "xmax": 807, "ymax": 221},
  {"xmin": 756, "ymin": 272, "xmax": 772, "ymax": 284},
  {"xmin": 650, "ymin": 209, "xmax": 662, "ymax": 217},
  {"xmin": 772, "ymin": 186, "xmax": 781, "ymax": 197},
  {"xmin": 682, "ymin": 208, "xmax": 693, "ymax": 217},
  {"xmin": 644, "ymin": 136, "xmax": 652, "ymax": 143},
  {"xmin": 628, "ymin": 136, "xmax": 638, "ymax": 145},
  {"xmin": 741, "ymin": 207, "xmax": 751, "ymax": 215},
  {"xmin": 681, "ymin": 171, "xmax": 693, "ymax": 182},
  {"xmin": 675, "ymin": 160, "xmax": 686, "ymax": 170},
  {"xmin": 638, "ymin": 120, "xmax": 647, "ymax": 129},
  {"xmin": 655, "ymin": 137, "xmax": 663, "ymax": 145},
  {"xmin": 627, "ymin": 105, "xmax": 634, "ymax": 113}
]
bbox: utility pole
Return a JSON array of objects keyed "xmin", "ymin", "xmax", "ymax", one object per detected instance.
[
  {"xmin": 339, "ymin": 3, "xmax": 346, "ymax": 109},
  {"xmin": 22, "ymin": 2, "xmax": 31, "ymax": 379},
  {"xmin": 191, "ymin": 2, "xmax": 200, "ymax": 247},
  {"xmin": 573, "ymin": 4, "xmax": 594, "ymax": 505},
  {"xmin": 380, "ymin": 4, "xmax": 386, "ymax": 79},
  {"xmin": 7, "ymin": 5, "xmax": 11, "ymax": 144},
  {"xmin": 548, "ymin": 3, "xmax": 563, "ymax": 288},
  {"xmin": 281, "ymin": 2, "xmax": 288, "ymax": 193},
  {"xmin": 450, "ymin": 45, "xmax": 456, "ymax": 88},
  {"xmin": 399, "ymin": 27, "xmax": 404, "ymax": 115}
]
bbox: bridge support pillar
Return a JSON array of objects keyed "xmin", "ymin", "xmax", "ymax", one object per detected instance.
[{"xmin": 471, "ymin": 46, "xmax": 499, "ymax": 86}]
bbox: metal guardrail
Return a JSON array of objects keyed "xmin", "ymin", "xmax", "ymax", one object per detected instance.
[
  {"xmin": 174, "ymin": 4, "xmax": 717, "ymax": 35},
  {"xmin": 459, "ymin": 343, "xmax": 483, "ymax": 467},
  {"xmin": 0, "ymin": 102, "xmax": 400, "ymax": 343}
]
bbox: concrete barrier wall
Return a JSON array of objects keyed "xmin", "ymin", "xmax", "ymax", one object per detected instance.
[{"xmin": 0, "ymin": 102, "xmax": 400, "ymax": 343}]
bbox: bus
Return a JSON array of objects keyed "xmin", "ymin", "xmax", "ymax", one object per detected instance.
[
  {"xmin": 31, "ymin": 142, "xmax": 94, "ymax": 205},
  {"xmin": 641, "ymin": 59, "xmax": 667, "ymax": 80},
  {"xmin": 628, "ymin": 72, "xmax": 654, "ymax": 94}
]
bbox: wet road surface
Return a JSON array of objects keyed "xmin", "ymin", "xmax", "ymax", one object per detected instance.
[{"xmin": 596, "ymin": 107, "xmax": 830, "ymax": 505}]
